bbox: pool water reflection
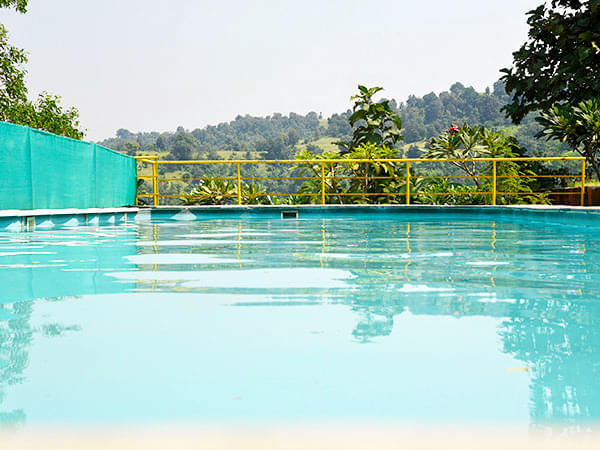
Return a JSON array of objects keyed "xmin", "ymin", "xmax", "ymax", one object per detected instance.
[{"xmin": 0, "ymin": 215, "xmax": 599, "ymax": 432}]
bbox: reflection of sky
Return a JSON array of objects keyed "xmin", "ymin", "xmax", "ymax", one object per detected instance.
[
  {"xmin": 1, "ymin": 294, "xmax": 529, "ymax": 426},
  {"xmin": 0, "ymin": 217, "xmax": 599, "ymax": 430}
]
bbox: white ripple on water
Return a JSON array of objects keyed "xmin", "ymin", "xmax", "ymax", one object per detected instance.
[
  {"xmin": 179, "ymin": 232, "xmax": 272, "ymax": 238},
  {"xmin": 136, "ymin": 240, "xmax": 271, "ymax": 246},
  {"xmin": 107, "ymin": 268, "xmax": 356, "ymax": 289},
  {"xmin": 0, "ymin": 251, "xmax": 55, "ymax": 256},
  {"xmin": 465, "ymin": 261, "xmax": 510, "ymax": 266},
  {"xmin": 396, "ymin": 283, "xmax": 454, "ymax": 293},
  {"xmin": 124, "ymin": 254, "xmax": 248, "ymax": 264}
]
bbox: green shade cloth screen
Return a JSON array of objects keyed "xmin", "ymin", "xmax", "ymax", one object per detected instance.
[{"xmin": 0, "ymin": 122, "xmax": 136, "ymax": 210}]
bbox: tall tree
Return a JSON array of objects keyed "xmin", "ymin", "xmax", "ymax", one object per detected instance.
[{"xmin": 501, "ymin": 0, "xmax": 600, "ymax": 123}]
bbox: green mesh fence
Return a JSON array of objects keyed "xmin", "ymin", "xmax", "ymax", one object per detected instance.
[{"xmin": 0, "ymin": 122, "xmax": 136, "ymax": 210}]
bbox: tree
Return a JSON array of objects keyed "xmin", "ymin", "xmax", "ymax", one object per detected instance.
[
  {"xmin": 425, "ymin": 124, "xmax": 538, "ymax": 204},
  {"xmin": 0, "ymin": 0, "xmax": 27, "ymax": 13},
  {"xmin": 0, "ymin": 0, "xmax": 84, "ymax": 138},
  {"xmin": 0, "ymin": 24, "xmax": 27, "ymax": 120},
  {"xmin": 501, "ymin": 1, "xmax": 600, "ymax": 123},
  {"xmin": 285, "ymin": 128, "xmax": 299, "ymax": 147},
  {"xmin": 536, "ymin": 99, "xmax": 600, "ymax": 180},
  {"xmin": 336, "ymin": 85, "xmax": 403, "ymax": 153},
  {"xmin": 169, "ymin": 131, "xmax": 197, "ymax": 160},
  {"xmin": 7, "ymin": 92, "xmax": 84, "ymax": 139}
]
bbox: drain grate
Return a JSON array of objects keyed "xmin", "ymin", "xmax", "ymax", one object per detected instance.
[{"xmin": 281, "ymin": 210, "xmax": 298, "ymax": 219}]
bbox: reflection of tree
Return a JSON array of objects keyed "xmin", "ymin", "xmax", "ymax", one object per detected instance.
[
  {"xmin": 0, "ymin": 298, "xmax": 82, "ymax": 425},
  {"xmin": 0, "ymin": 301, "xmax": 32, "ymax": 425},
  {"xmin": 500, "ymin": 299, "xmax": 600, "ymax": 430},
  {"xmin": 0, "ymin": 226, "xmax": 136, "ymax": 426}
]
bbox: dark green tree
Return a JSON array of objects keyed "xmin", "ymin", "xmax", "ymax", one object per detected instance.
[
  {"xmin": 336, "ymin": 85, "xmax": 403, "ymax": 153},
  {"xmin": 501, "ymin": 0, "xmax": 600, "ymax": 123},
  {"xmin": 537, "ymin": 99, "xmax": 600, "ymax": 180},
  {"xmin": 169, "ymin": 131, "xmax": 197, "ymax": 160}
]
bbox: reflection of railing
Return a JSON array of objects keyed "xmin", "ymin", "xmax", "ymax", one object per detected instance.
[{"xmin": 134, "ymin": 156, "xmax": 587, "ymax": 206}]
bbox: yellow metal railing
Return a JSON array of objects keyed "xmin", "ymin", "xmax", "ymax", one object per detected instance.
[{"xmin": 134, "ymin": 156, "xmax": 587, "ymax": 207}]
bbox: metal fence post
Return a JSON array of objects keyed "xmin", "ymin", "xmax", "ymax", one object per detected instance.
[
  {"xmin": 581, "ymin": 159, "xmax": 586, "ymax": 206},
  {"xmin": 237, "ymin": 162, "xmax": 242, "ymax": 205},
  {"xmin": 405, "ymin": 162, "xmax": 410, "ymax": 205},
  {"xmin": 321, "ymin": 162, "xmax": 326, "ymax": 205},
  {"xmin": 492, "ymin": 160, "xmax": 497, "ymax": 206},
  {"xmin": 152, "ymin": 160, "xmax": 159, "ymax": 206}
]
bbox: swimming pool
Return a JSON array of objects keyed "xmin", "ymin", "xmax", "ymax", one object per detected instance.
[{"xmin": 0, "ymin": 206, "xmax": 599, "ymax": 432}]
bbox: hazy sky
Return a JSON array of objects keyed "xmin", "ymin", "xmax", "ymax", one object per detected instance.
[{"xmin": 0, "ymin": 0, "xmax": 541, "ymax": 141}]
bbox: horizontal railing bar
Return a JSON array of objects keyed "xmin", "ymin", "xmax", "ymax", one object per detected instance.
[
  {"xmin": 145, "ymin": 174, "xmax": 583, "ymax": 182},
  {"xmin": 149, "ymin": 156, "xmax": 585, "ymax": 165},
  {"xmin": 495, "ymin": 174, "xmax": 580, "ymax": 179},
  {"xmin": 242, "ymin": 176, "xmax": 315, "ymax": 181},
  {"xmin": 138, "ymin": 190, "xmax": 580, "ymax": 199},
  {"xmin": 496, "ymin": 191, "xmax": 577, "ymax": 195}
]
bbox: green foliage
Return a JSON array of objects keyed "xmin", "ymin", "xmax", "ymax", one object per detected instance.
[
  {"xmin": 425, "ymin": 124, "xmax": 546, "ymax": 204},
  {"xmin": 294, "ymin": 144, "xmax": 401, "ymax": 204},
  {"xmin": 0, "ymin": 24, "xmax": 27, "ymax": 121},
  {"xmin": 537, "ymin": 99, "xmax": 600, "ymax": 180},
  {"xmin": 7, "ymin": 92, "xmax": 84, "ymax": 139},
  {"xmin": 0, "ymin": 0, "xmax": 27, "ymax": 13},
  {"xmin": 182, "ymin": 176, "xmax": 272, "ymax": 205},
  {"xmin": 336, "ymin": 85, "xmax": 403, "ymax": 153},
  {"xmin": 414, "ymin": 178, "xmax": 485, "ymax": 205},
  {"xmin": 242, "ymin": 183, "xmax": 271, "ymax": 205},
  {"xmin": 136, "ymin": 179, "xmax": 148, "ymax": 206},
  {"xmin": 293, "ymin": 149, "xmax": 343, "ymax": 204},
  {"xmin": 182, "ymin": 176, "xmax": 237, "ymax": 205},
  {"xmin": 426, "ymin": 124, "xmax": 507, "ymax": 187},
  {"xmin": 501, "ymin": 0, "xmax": 600, "ymax": 123},
  {"xmin": 0, "ymin": 2, "xmax": 84, "ymax": 139},
  {"xmin": 341, "ymin": 144, "xmax": 400, "ymax": 203},
  {"xmin": 168, "ymin": 131, "xmax": 197, "ymax": 160}
]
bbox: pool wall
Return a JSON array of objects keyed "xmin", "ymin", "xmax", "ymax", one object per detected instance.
[{"xmin": 1, "ymin": 205, "xmax": 600, "ymax": 232}]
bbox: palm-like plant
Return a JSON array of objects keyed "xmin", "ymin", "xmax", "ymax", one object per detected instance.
[
  {"xmin": 537, "ymin": 99, "xmax": 600, "ymax": 181},
  {"xmin": 182, "ymin": 176, "xmax": 237, "ymax": 205}
]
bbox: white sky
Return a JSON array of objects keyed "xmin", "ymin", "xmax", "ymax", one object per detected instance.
[{"xmin": 0, "ymin": 0, "xmax": 541, "ymax": 141}]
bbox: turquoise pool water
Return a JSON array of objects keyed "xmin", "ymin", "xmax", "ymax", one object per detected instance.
[{"xmin": 0, "ymin": 209, "xmax": 599, "ymax": 431}]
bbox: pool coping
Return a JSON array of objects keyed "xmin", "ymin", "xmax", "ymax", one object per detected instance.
[
  {"xmin": 1, "ymin": 204, "xmax": 600, "ymax": 218},
  {"xmin": 0, "ymin": 207, "xmax": 141, "ymax": 218},
  {"xmin": 0, "ymin": 204, "xmax": 599, "ymax": 232}
]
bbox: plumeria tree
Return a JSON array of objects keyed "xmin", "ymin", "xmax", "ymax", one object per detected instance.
[
  {"xmin": 536, "ymin": 99, "xmax": 600, "ymax": 180},
  {"xmin": 425, "ymin": 124, "xmax": 541, "ymax": 204}
]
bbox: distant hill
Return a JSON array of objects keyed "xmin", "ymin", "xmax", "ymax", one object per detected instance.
[{"xmin": 99, "ymin": 80, "xmax": 568, "ymax": 161}]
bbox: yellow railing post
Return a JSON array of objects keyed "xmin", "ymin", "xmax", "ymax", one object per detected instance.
[
  {"xmin": 321, "ymin": 162, "xmax": 326, "ymax": 205},
  {"xmin": 152, "ymin": 160, "xmax": 159, "ymax": 206},
  {"xmin": 236, "ymin": 162, "xmax": 242, "ymax": 205},
  {"xmin": 492, "ymin": 160, "xmax": 497, "ymax": 206},
  {"xmin": 405, "ymin": 162, "xmax": 410, "ymax": 205},
  {"xmin": 581, "ymin": 159, "xmax": 586, "ymax": 206}
]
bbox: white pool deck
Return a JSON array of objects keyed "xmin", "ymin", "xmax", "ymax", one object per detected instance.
[{"xmin": 2, "ymin": 425, "xmax": 600, "ymax": 450}]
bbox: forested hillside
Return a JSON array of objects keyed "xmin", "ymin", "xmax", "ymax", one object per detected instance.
[{"xmin": 99, "ymin": 80, "xmax": 567, "ymax": 160}]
